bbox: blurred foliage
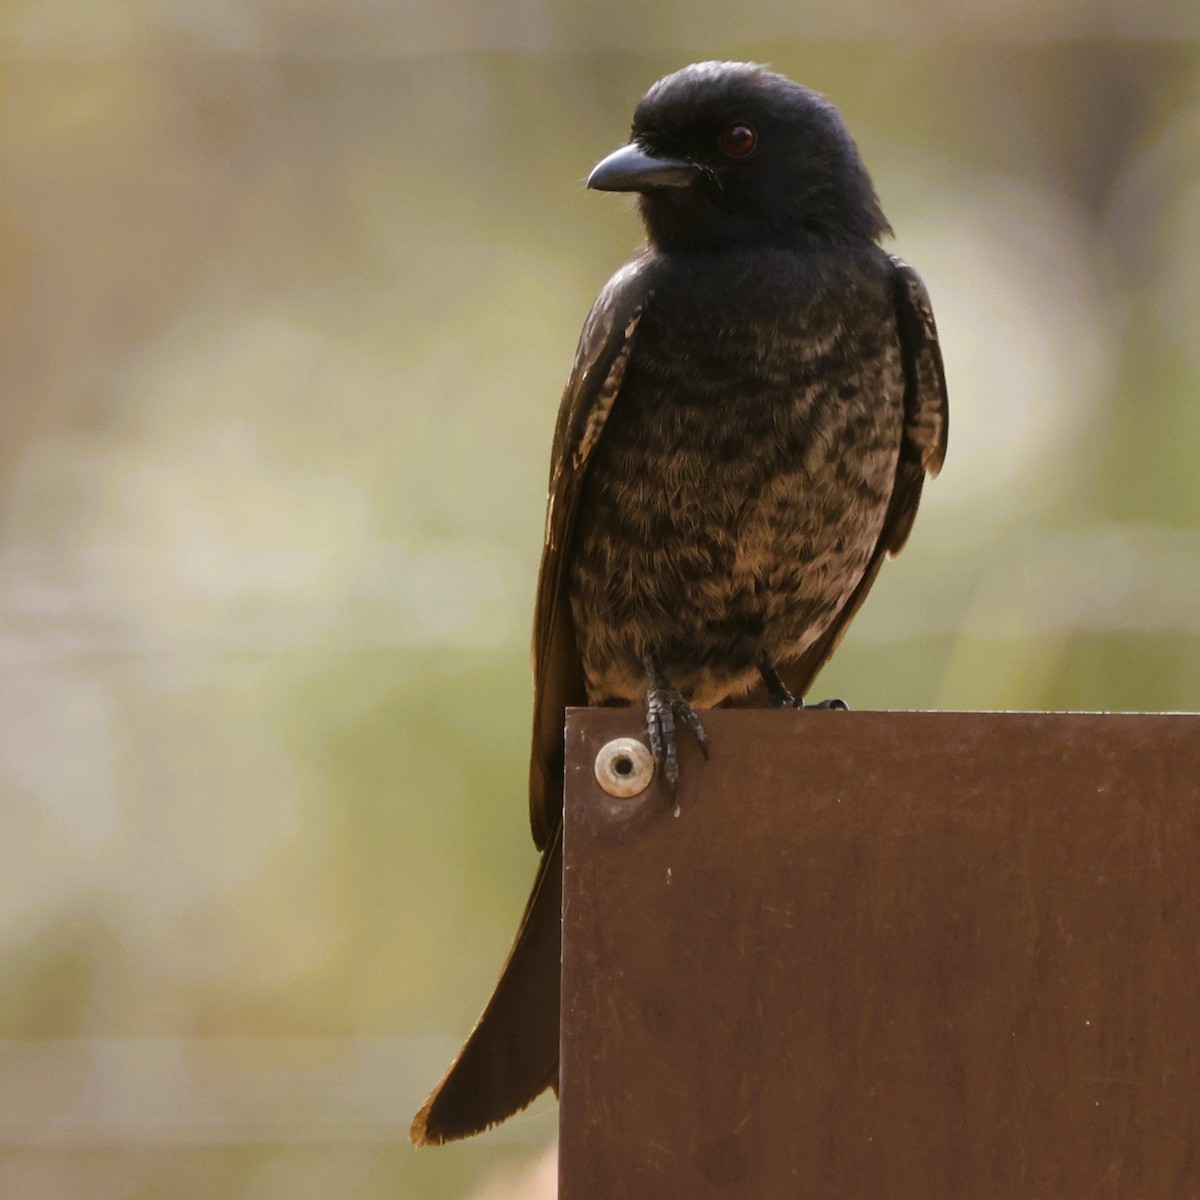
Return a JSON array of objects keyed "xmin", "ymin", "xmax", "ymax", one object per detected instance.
[{"xmin": 0, "ymin": 1, "xmax": 1198, "ymax": 1197}]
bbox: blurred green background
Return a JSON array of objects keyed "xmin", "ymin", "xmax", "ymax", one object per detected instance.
[{"xmin": 1, "ymin": 0, "xmax": 1199, "ymax": 1196}]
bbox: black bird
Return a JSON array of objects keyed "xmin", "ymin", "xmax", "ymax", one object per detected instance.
[{"xmin": 411, "ymin": 60, "xmax": 947, "ymax": 1144}]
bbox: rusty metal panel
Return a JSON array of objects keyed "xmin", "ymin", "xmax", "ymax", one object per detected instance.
[{"xmin": 559, "ymin": 710, "xmax": 1200, "ymax": 1200}]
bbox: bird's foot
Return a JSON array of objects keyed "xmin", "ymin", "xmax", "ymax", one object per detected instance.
[
  {"xmin": 759, "ymin": 662, "xmax": 797, "ymax": 709},
  {"xmin": 759, "ymin": 660, "xmax": 849, "ymax": 711},
  {"xmin": 645, "ymin": 655, "xmax": 708, "ymax": 791}
]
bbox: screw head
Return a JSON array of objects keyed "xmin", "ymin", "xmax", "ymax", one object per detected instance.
[{"xmin": 594, "ymin": 737, "xmax": 655, "ymax": 798}]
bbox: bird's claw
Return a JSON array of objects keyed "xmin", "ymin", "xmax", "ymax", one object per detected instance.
[
  {"xmin": 802, "ymin": 697, "xmax": 849, "ymax": 711},
  {"xmin": 645, "ymin": 669, "xmax": 708, "ymax": 792}
]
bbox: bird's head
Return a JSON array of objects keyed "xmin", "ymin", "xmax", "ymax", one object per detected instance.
[{"xmin": 588, "ymin": 62, "xmax": 891, "ymax": 252}]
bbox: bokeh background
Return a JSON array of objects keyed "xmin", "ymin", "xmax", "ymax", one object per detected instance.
[{"xmin": 2, "ymin": 1, "xmax": 1199, "ymax": 1197}]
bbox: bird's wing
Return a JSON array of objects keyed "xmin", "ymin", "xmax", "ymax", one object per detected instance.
[
  {"xmin": 411, "ymin": 260, "xmax": 652, "ymax": 1142},
  {"xmin": 528, "ymin": 253, "xmax": 652, "ymax": 850},
  {"xmin": 764, "ymin": 255, "xmax": 948, "ymax": 702},
  {"xmin": 878, "ymin": 256, "xmax": 949, "ymax": 550}
]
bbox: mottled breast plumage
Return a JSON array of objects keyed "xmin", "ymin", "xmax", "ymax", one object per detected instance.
[{"xmin": 568, "ymin": 244, "xmax": 905, "ymax": 707}]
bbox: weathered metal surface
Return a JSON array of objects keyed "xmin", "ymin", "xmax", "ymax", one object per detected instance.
[{"xmin": 559, "ymin": 709, "xmax": 1200, "ymax": 1200}]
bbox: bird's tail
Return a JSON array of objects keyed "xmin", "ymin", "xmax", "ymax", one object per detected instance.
[{"xmin": 409, "ymin": 821, "xmax": 563, "ymax": 1145}]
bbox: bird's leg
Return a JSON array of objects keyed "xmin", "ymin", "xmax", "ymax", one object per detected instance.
[
  {"xmin": 759, "ymin": 657, "xmax": 849, "ymax": 711},
  {"xmin": 644, "ymin": 652, "xmax": 709, "ymax": 791},
  {"xmin": 758, "ymin": 659, "xmax": 803, "ymax": 709},
  {"xmin": 759, "ymin": 659, "xmax": 798, "ymax": 708}
]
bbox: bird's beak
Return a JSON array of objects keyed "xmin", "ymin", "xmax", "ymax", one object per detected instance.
[{"xmin": 587, "ymin": 143, "xmax": 698, "ymax": 192}]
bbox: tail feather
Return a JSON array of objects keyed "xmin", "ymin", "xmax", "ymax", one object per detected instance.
[{"xmin": 410, "ymin": 821, "xmax": 563, "ymax": 1145}]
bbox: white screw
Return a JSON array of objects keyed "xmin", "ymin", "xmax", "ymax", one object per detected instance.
[{"xmin": 594, "ymin": 737, "xmax": 655, "ymax": 798}]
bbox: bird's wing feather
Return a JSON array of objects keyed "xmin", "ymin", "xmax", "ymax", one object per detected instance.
[
  {"xmin": 528, "ymin": 254, "xmax": 651, "ymax": 849},
  {"xmin": 880, "ymin": 255, "xmax": 948, "ymax": 550},
  {"xmin": 411, "ymin": 259, "xmax": 652, "ymax": 1143},
  {"xmin": 759, "ymin": 256, "xmax": 948, "ymax": 702}
]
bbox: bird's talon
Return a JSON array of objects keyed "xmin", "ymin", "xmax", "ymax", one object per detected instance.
[
  {"xmin": 662, "ymin": 744, "xmax": 681, "ymax": 792},
  {"xmin": 647, "ymin": 713, "xmax": 664, "ymax": 766},
  {"xmin": 645, "ymin": 658, "xmax": 707, "ymax": 788},
  {"xmin": 686, "ymin": 710, "xmax": 710, "ymax": 758},
  {"xmin": 676, "ymin": 701, "xmax": 709, "ymax": 757}
]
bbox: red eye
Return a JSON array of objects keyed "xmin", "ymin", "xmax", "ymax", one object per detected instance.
[{"xmin": 718, "ymin": 123, "xmax": 757, "ymax": 158}]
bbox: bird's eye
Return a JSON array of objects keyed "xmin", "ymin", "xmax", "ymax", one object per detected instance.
[{"xmin": 717, "ymin": 123, "xmax": 757, "ymax": 158}]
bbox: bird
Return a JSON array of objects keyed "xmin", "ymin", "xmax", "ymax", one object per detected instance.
[{"xmin": 410, "ymin": 60, "xmax": 947, "ymax": 1145}]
